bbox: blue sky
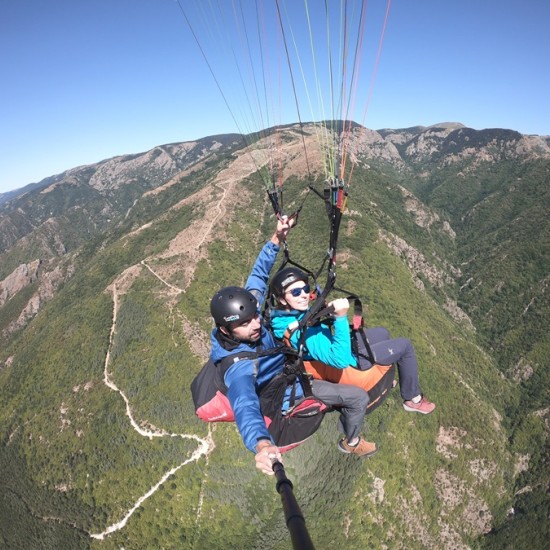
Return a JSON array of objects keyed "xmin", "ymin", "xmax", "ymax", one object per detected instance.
[{"xmin": 1, "ymin": 0, "xmax": 548, "ymax": 194}]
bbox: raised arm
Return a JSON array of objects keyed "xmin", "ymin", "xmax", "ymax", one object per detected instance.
[{"xmin": 245, "ymin": 216, "xmax": 294, "ymax": 307}]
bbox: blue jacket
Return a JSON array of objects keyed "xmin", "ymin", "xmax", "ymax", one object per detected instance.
[
  {"xmin": 270, "ymin": 309, "xmax": 357, "ymax": 369},
  {"xmin": 209, "ymin": 240, "xmax": 304, "ymax": 453}
]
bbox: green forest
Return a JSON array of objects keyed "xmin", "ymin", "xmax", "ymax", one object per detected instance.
[{"xmin": 0, "ymin": 126, "xmax": 548, "ymax": 549}]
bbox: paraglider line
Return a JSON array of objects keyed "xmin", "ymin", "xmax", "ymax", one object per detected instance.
[{"xmin": 274, "ymin": 0, "xmax": 312, "ymax": 180}]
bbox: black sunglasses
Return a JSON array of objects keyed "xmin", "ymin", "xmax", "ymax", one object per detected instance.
[{"xmin": 286, "ymin": 284, "xmax": 310, "ymax": 297}]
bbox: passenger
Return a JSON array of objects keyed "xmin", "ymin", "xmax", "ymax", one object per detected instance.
[{"xmin": 269, "ymin": 267, "xmax": 436, "ymax": 414}]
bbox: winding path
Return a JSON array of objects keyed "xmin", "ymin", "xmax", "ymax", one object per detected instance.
[{"xmin": 89, "ymin": 278, "xmax": 214, "ymax": 540}]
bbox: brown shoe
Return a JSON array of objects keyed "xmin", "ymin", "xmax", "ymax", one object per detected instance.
[{"xmin": 338, "ymin": 437, "xmax": 377, "ymax": 458}]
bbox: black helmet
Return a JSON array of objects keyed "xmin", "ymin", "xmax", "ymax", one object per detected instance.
[
  {"xmin": 270, "ymin": 267, "xmax": 309, "ymax": 299},
  {"xmin": 210, "ymin": 286, "xmax": 258, "ymax": 327}
]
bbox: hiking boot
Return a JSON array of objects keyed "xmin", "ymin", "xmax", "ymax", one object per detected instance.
[
  {"xmin": 403, "ymin": 395, "xmax": 435, "ymax": 415},
  {"xmin": 338, "ymin": 437, "xmax": 377, "ymax": 458}
]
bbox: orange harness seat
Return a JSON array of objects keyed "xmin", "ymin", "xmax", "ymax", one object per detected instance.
[{"xmin": 303, "ymin": 360, "xmax": 395, "ymax": 412}]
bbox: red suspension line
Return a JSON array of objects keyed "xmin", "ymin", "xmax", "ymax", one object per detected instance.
[{"xmin": 348, "ymin": 0, "xmax": 391, "ymax": 186}]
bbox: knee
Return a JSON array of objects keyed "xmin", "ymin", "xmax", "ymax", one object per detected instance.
[
  {"xmin": 367, "ymin": 326, "xmax": 391, "ymax": 341},
  {"xmin": 395, "ymin": 337, "xmax": 413, "ymax": 352},
  {"xmin": 339, "ymin": 385, "xmax": 370, "ymax": 409},
  {"xmin": 352, "ymin": 387, "xmax": 370, "ymax": 409}
]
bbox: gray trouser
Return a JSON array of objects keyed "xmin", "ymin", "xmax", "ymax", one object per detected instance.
[
  {"xmin": 359, "ymin": 326, "xmax": 421, "ymax": 401},
  {"xmin": 311, "ymin": 379, "xmax": 369, "ymax": 441}
]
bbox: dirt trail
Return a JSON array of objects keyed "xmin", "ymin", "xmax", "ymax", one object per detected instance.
[
  {"xmin": 89, "ymin": 280, "xmax": 215, "ymax": 540},
  {"xmin": 150, "ymin": 146, "xmax": 266, "ymax": 287}
]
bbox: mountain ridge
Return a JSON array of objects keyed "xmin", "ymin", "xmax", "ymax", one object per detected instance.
[
  {"xmin": 2, "ymin": 122, "xmax": 549, "ymax": 206},
  {"xmin": 0, "ymin": 122, "xmax": 548, "ymax": 548}
]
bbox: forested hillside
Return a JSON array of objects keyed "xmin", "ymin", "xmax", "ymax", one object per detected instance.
[{"xmin": 0, "ymin": 123, "xmax": 548, "ymax": 549}]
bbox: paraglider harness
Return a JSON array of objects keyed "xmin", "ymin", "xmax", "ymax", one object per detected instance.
[
  {"xmin": 192, "ymin": 176, "xmax": 392, "ymax": 447},
  {"xmin": 267, "ymin": 176, "xmax": 395, "ymax": 413},
  {"xmin": 192, "ymin": 179, "xmax": 342, "ymax": 450},
  {"xmin": 191, "ymin": 338, "xmax": 329, "ymax": 452},
  {"xmin": 267, "ymin": 175, "xmax": 371, "ymax": 356}
]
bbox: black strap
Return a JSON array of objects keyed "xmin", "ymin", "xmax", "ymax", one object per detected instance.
[
  {"xmin": 284, "ymin": 356, "xmax": 315, "ymax": 399},
  {"xmin": 216, "ymin": 344, "xmax": 294, "ymax": 371},
  {"xmin": 215, "ymin": 345, "xmax": 284, "ymax": 392},
  {"xmin": 353, "ymin": 326, "xmax": 375, "ymax": 365}
]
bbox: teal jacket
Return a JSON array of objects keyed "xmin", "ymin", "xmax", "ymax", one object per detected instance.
[{"xmin": 270, "ymin": 309, "xmax": 357, "ymax": 369}]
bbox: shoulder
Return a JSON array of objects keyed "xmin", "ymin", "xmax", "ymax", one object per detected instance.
[
  {"xmin": 270, "ymin": 309, "xmax": 300, "ymax": 335},
  {"xmin": 210, "ymin": 329, "xmax": 254, "ymax": 361}
]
